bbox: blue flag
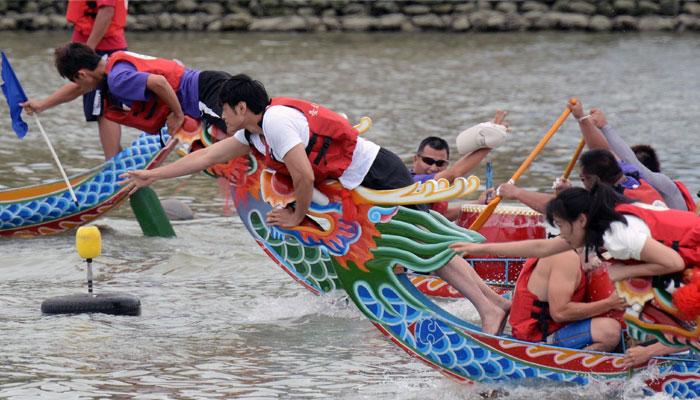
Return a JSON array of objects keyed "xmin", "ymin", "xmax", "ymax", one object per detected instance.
[{"xmin": 1, "ymin": 51, "xmax": 29, "ymax": 139}]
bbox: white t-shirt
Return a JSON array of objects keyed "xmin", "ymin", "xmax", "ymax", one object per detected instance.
[
  {"xmin": 601, "ymin": 214, "xmax": 651, "ymax": 260},
  {"xmin": 233, "ymin": 105, "xmax": 380, "ymax": 189}
]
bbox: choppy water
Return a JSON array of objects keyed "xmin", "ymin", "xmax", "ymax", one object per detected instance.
[{"xmin": 1, "ymin": 31, "xmax": 699, "ymax": 399}]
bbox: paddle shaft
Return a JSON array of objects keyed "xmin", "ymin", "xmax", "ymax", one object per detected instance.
[
  {"xmin": 469, "ymin": 104, "xmax": 574, "ymax": 231},
  {"xmin": 33, "ymin": 114, "xmax": 79, "ymax": 206},
  {"xmin": 561, "ymin": 138, "xmax": 586, "ymax": 180}
]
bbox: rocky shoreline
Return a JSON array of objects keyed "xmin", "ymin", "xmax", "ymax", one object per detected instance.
[{"xmin": 1, "ymin": 0, "xmax": 700, "ymax": 33}]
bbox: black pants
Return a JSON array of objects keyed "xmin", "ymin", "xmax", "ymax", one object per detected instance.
[{"xmin": 361, "ymin": 147, "xmax": 429, "ymax": 212}]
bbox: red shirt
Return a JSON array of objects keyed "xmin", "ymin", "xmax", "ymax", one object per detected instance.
[{"xmin": 70, "ymin": 0, "xmax": 128, "ymax": 51}]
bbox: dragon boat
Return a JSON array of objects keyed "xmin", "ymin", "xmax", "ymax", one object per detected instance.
[
  {"xmin": 0, "ymin": 133, "xmax": 175, "ymax": 238},
  {"xmin": 189, "ymin": 119, "xmax": 532, "ymax": 298},
  {"xmin": 196, "ymin": 124, "xmax": 699, "ymax": 398}
]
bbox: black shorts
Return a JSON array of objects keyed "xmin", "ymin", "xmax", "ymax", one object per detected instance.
[
  {"xmin": 82, "ymin": 48, "xmax": 125, "ymax": 122},
  {"xmin": 361, "ymin": 147, "xmax": 429, "ymax": 212},
  {"xmin": 198, "ymin": 70, "xmax": 231, "ymax": 132}
]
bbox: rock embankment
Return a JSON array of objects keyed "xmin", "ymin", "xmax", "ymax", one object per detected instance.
[{"xmin": 1, "ymin": 0, "xmax": 700, "ymax": 33}]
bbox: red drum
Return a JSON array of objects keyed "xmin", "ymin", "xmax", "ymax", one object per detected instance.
[
  {"xmin": 457, "ymin": 204, "xmax": 547, "ymax": 287},
  {"xmin": 457, "ymin": 203, "xmax": 547, "ymax": 242}
]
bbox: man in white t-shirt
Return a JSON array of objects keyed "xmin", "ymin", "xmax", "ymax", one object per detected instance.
[{"xmin": 122, "ymin": 74, "xmax": 510, "ymax": 334}]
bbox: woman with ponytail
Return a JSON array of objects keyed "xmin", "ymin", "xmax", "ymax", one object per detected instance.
[{"xmin": 450, "ymin": 184, "xmax": 687, "ymax": 281}]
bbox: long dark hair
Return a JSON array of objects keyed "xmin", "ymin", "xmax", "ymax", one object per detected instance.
[{"xmin": 546, "ymin": 184, "xmax": 632, "ymax": 256}]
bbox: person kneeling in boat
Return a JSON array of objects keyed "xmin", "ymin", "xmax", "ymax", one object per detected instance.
[
  {"xmin": 497, "ymin": 147, "xmax": 667, "ymax": 216},
  {"xmin": 572, "ymin": 101, "xmax": 694, "ymax": 212},
  {"xmin": 121, "ymin": 74, "xmax": 511, "ymax": 335},
  {"xmin": 411, "ymin": 110, "xmax": 507, "ymax": 220},
  {"xmin": 508, "ymin": 249, "xmax": 626, "ymax": 351},
  {"xmin": 21, "ymin": 43, "xmax": 232, "ymax": 158},
  {"xmin": 451, "ymin": 184, "xmax": 697, "ymax": 325},
  {"xmin": 569, "ymin": 99, "xmax": 674, "ymax": 209}
]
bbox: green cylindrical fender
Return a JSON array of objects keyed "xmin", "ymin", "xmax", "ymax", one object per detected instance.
[{"xmin": 129, "ymin": 187, "xmax": 176, "ymax": 237}]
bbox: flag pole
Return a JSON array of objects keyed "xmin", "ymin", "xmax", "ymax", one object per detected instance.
[{"xmin": 33, "ymin": 114, "xmax": 79, "ymax": 207}]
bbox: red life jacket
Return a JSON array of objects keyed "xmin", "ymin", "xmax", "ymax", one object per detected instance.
[
  {"xmin": 66, "ymin": 0, "xmax": 127, "ymax": 39},
  {"xmin": 509, "ymin": 258, "xmax": 587, "ymax": 342},
  {"xmin": 249, "ymin": 97, "xmax": 359, "ymax": 182},
  {"xmin": 674, "ymin": 180, "xmax": 696, "ymax": 212},
  {"xmin": 585, "ymin": 266, "xmax": 624, "ymax": 323},
  {"xmin": 622, "ymin": 178, "xmax": 666, "ymax": 206},
  {"xmin": 614, "ymin": 203, "xmax": 700, "ymax": 267},
  {"xmin": 103, "ymin": 51, "xmax": 185, "ymax": 134}
]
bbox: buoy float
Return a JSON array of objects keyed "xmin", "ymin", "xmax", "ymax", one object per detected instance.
[{"xmin": 41, "ymin": 226, "xmax": 141, "ymax": 316}]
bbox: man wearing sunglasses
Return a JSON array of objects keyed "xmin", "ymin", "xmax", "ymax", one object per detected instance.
[{"xmin": 411, "ymin": 111, "xmax": 508, "ymax": 220}]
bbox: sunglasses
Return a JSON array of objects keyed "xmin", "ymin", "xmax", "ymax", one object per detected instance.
[{"xmin": 418, "ymin": 155, "xmax": 449, "ymax": 168}]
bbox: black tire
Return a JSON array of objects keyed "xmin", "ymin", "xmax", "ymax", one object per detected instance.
[{"xmin": 41, "ymin": 292, "xmax": 141, "ymax": 316}]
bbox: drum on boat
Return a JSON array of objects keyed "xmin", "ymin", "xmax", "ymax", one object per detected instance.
[{"xmin": 457, "ymin": 203, "xmax": 547, "ymax": 288}]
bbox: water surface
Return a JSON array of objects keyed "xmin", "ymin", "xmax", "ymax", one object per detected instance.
[{"xmin": 1, "ymin": 31, "xmax": 698, "ymax": 399}]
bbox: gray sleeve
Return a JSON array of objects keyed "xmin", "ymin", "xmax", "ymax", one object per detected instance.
[{"xmin": 601, "ymin": 125, "xmax": 688, "ymax": 211}]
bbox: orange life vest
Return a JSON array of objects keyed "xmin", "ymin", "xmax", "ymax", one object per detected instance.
[
  {"xmin": 509, "ymin": 258, "xmax": 587, "ymax": 342},
  {"xmin": 248, "ymin": 97, "xmax": 359, "ymax": 182},
  {"xmin": 585, "ymin": 266, "xmax": 625, "ymax": 323},
  {"xmin": 103, "ymin": 51, "xmax": 185, "ymax": 134},
  {"xmin": 66, "ymin": 0, "xmax": 127, "ymax": 39},
  {"xmin": 615, "ymin": 203, "xmax": 700, "ymax": 267},
  {"xmin": 674, "ymin": 180, "xmax": 696, "ymax": 212}
]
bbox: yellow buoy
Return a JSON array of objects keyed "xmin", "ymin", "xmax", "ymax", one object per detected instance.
[{"xmin": 76, "ymin": 226, "xmax": 101, "ymax": 260}]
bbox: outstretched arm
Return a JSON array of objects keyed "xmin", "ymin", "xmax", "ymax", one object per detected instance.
[
  {"xmin": 496, "ymin": 183, "xmax": 553, "ymax": 214},
  {"xmin": 20, "ymin": 83, "xmax": 84, "ymax": 114},
  {"xmin": 121, "ymin": 135, "xmax": 250, "ymax": 190},
  {"xmin": 450, "ymin": 237, "xmax": 572, "ymax": 258},
  {"xmin": 593, "ymin": 111, "xmax": 687, "ymax": 210},
  {"xmin": 621, "ymin": 342, "xmax": 689, "ymax": 368}
]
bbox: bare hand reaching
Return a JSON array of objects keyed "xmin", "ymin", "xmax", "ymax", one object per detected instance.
[
  {"xmin": 19, "ymin": 99, "xmax": 46, "ymax": 115},
  {"xmin": 119, "ymin": 169, "xmax": 157, "ymax": 195},
  {"xmin": 621, "ymin": 345, "xmax": 655, "ymax": 369},
  {"xmin": 449, "ymin": 242, "xmax": 485, "ymax": 256}
]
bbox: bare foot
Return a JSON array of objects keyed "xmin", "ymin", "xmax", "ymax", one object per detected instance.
[{"xmin": 481, "ymin": 306, "xmax": 507, "ymax": 335}]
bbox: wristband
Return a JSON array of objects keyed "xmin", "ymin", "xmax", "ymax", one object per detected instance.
[{"xmin": 577, "ymin": 114, "xmax": 592, "ymax": 123}]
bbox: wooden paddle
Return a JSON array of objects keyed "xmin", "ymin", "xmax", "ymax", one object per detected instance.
[
  {"xmin": 468, "ymin": 99, "xmax": 577, "ymax": 231},
  {"xmin": 561, "ymin": 138, "xmax": 586, "ymax": 180}
]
